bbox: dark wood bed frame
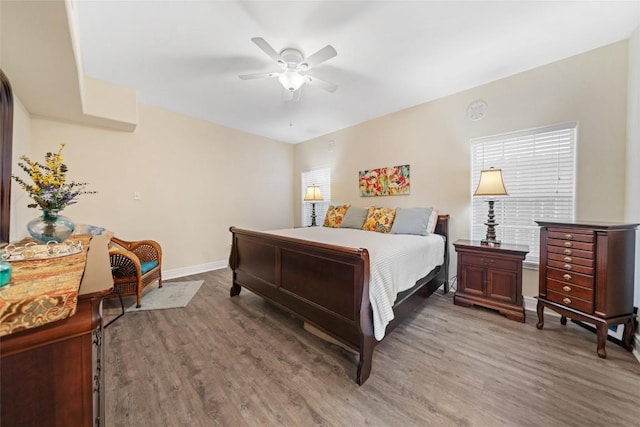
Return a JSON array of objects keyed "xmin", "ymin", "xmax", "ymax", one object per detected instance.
[{"xmin": 228, "ymin": 214, "xmax": 450, "ymax": 385}]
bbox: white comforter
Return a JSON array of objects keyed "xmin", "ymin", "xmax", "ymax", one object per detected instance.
[{"xmin": 265, "ymin": 227, "xmax": 445, "ymax": 340}]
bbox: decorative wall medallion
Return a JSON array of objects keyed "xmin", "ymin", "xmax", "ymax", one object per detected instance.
[{"xmin": 466, "ymin": 100, "xmax": 488, "ymax": 121}]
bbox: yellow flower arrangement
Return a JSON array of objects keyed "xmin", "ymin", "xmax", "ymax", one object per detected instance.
[{"xmin": 12, "ymin": 143, "xmax": 96, "ymax": 211}]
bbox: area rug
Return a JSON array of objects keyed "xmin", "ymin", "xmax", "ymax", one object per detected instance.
[{"xmin": 126, "ymin": 280, "xmax": 204, "ymax": 312}]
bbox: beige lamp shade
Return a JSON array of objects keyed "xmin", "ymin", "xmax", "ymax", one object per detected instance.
[
  {"xmin": 304, "ymin": 185, "xmax": 324, "ymax": 201},
  {"xmin": 473, "ymin": 168, "xmax": 508, "ymax": 197}
]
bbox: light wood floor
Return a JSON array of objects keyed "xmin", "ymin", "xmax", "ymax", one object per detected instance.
[{"xmin": 102, "ymin": 268, "xmax": 640, "ymax": 426}]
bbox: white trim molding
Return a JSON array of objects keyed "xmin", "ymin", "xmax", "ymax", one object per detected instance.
[{"xmin": 162, "ymin": 259, "xmax": 227, "ymax": 281}]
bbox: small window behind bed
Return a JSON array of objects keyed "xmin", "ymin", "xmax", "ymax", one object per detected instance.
[{"xmin": 301, "ymin": 168, "xmax": 331, "ymax": 227}]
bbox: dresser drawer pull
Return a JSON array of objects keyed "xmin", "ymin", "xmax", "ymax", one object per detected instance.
[
  {"xmin": 564, "ymin": 242, "xmax": 573, "ymax": 248},
  {"xmin": 563, "ymin": 256, "xmax": 572, "ymax": 262},
  {"xmin": 563, "ymin": 264, "xmax": 572, "ymax": 271},
  {"xmin": 563, "ymin": 298, "xmax": 572, "ymax": 305},
  {"xmin": 564, "ymin": 249, "xmax": 572, "ymax": 255},
  {"xmin": 565, "ymin": 234, "xmax": 573, "ymax": 239},
  {"xmin": 563, "ymin": 274, "xmax": 572, "ymax": 281},
  {"xmin": 562, "ymin": 285, "xmax": 572, "ymax": 292}
]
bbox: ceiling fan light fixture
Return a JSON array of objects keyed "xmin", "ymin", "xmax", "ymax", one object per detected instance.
[{"xmin": 278, "ymin": 70, "xmax": 305, "ymax": 92}]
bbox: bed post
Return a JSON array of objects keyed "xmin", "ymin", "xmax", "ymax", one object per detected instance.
[
  {"xmin": 229, "ymin": 227, "xmax": 242, "ymax": 296},
  {"xmin": 435, "ymin": 215, "xmax": 450, "ymax": 294},
  {"xmin": 357, "ymin": 249, "xmax": 374, "ymax": 385}
]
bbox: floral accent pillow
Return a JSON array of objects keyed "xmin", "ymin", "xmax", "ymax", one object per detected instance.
[
  {"xmin": 323, "ymin": 205, "xmax": 350, "ymax": 228},
  {"xmin": 362, "ymin": 207, "xmax": 396, "ymax": 233}
]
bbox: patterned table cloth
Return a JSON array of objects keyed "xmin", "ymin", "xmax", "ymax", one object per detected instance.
[{"xmin": 0, "ymin": 235, "xmax": 91, "ymax": 337}]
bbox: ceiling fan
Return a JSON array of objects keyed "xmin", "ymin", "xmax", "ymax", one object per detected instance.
[{"xmin": 239, "ymin": 37, "xmax": 338, "ymax": 98}]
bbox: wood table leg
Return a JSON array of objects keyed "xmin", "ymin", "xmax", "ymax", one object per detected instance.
[
  {"xmin": 560, "ymin": 315, "xmax": 567, "ymax": 325},
  {"xmin": 536, "ymin": 302, "xmax": 544, "ymax": 330},
  {"xmin": 596, "ymin": 323, "xmax": 608, "ymax": 358}
]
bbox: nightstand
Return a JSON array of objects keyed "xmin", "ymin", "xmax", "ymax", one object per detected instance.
[{"xmin": 453, "ymin": 239, "xmax": 529, "ymax": 322}]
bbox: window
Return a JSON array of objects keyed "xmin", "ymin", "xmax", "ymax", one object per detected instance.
[
  {"xmin": 471, "ymin": 122, "xmax": 577, "ymax": 265},
  {"xmin": 301, "ymin": 168, "xmax": 331, "ymax": 227}
]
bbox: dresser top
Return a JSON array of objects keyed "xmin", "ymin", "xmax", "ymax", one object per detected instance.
[{"xmin": 535, "ymin": 219, "xmax": 639, "ymax": 230}]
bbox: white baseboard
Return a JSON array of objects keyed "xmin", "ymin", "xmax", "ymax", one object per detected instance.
[
  {"xmin": 523, "ymin": 295, "xmax": 560, "ymax": 317},
  {"xmin": 162, "ymin": 259, "xmax": 227, "ymax": 280}
]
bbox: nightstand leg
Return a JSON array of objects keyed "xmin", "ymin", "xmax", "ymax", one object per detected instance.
[
  {"xmin": 560, "ymin": 315, "xmax": 567, "ymax": 325},
  {"xmin": 596, "ymin": 323, "xmax": 608, "ymax": 358}
]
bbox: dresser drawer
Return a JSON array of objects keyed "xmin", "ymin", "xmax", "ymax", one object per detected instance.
[
  {"xmin": 547, "ymin": 252, "xmax": 594, "ymax": 267},
  {"xmin": 547, "ymin": 279, "xmax": 593, "ymax": 302},
  {"xmin": 547, "ymin": 289, "xmax": 593, "ymax": 313},
  {"xmin": 547, "ymin": 259, "xmax": 593, "ymax": 276},
  {"xmin": 547, "ymin": 239, "xmax": 594, "ymax": 252},
  {"xmin": 546, "ymin": 267, "xmax": 593, "ymax": 288},
  {"xmin": 548, "ymin": 229, "xmax": 594, "ymax": 243},
  {"xmin": 547, "ymin": 245, "xmax": 593, "ymax": 259},
  {"xmin": 459, "ymin": 254, "xmax": 517, "ymax": 271}
]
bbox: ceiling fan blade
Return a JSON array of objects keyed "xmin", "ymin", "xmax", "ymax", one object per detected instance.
[
  {"xmin": 251, "ymin": 37, "xmax": 281, "ymax": 62},
  {"xmin": 238, "ymin": 71, "xmax": 280, "ymax": 80},
  {"xmin": 303, "ymin": 74, "xmax": 338, "ymax": 93},
  {"xmin": 299, "ymin": 45, "xmax": 337, "ymax": 70}
]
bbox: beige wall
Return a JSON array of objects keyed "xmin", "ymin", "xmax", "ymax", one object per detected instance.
[
  {"xmin": 9, "ymin": 95, "xmax": 32, "ymax": 242},
  {"xmin": 294, "ymin": 41, "xmax": 629, "ymax": 298},
  {"xmin": 24, "ymin": 104, "xmax": 294, "ymax": 273}
]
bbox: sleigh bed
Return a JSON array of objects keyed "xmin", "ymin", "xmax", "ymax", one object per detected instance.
[{"xmin": 228, "ymin": 214, "xmax": 449, "ymax": 385}]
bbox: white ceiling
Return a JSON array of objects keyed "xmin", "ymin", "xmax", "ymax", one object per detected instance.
[{"xmin": 74, "ymin": 0, "xmax": 640, "ymax": 144}]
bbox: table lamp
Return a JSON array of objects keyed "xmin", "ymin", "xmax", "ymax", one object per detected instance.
[
  {"xmin": 304, "ymin": 185, "xmax": 324, "ymax": 226},
  {"xmin": 473, "ymin": 167, "xmax": 508, "ymax": 245}
]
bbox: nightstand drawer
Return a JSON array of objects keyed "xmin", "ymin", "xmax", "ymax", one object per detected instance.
[
  {"xmin": 547, "ymin": 289, "xmax": 593, "ymax": 313},
  {"xmin": 459, "ymin": 253, "xmax": 517, "ymax": 271},
  {"xmin": 547, "ymin": 279, "xmax": 593, "ymax": 301},
  {"xmin": 547, "ymin": 259, "xmax": 593, "ymax": 276},
  {"xmin": 546, "ymin": 267, "xmax": 593, "ymax": 288}
]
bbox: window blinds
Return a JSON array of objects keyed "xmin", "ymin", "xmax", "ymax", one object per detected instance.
[
  {"xmin": 471, "ymin": 122, "xmax": 577, "ymax": 265},
  {"xmin": 301, "ymin": 168, "xmax": 331, "ymax": 227}
]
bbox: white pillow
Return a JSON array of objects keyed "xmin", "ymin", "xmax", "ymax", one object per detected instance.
[{"xmin": 426, "ymin": 209, "xmax": 438, "ymax": 234}]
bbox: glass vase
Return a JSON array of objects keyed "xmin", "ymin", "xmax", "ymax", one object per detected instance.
[{"xmin": 27, "ymin": 209, "xmax": 75, "ymax": 243}]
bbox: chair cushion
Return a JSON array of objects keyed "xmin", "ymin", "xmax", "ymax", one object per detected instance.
[{"xmin": 140, "ymin": 261, "xmax": 158, "ymax": 275}]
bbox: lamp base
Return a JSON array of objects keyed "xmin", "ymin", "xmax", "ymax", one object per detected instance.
[
  {"xmin": 310, "ymin": 202, "xmax": 317, "ymax": 227},
  {"xmin": 482, "ymin": 200, "xmax": 500, "ymax": 245},
  {"xmin": 481, "ymin": 238, "xmax": 501, "ymax": 246}
]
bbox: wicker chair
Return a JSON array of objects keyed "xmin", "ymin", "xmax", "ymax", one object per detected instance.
[{"xmin": 108, "ymin": 237, "xmax": 162, "ymax": 308}]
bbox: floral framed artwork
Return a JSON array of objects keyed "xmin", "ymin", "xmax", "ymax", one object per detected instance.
[{"xmin": 359, "ymin": 164, "xmax": 410, "ymax": 197}]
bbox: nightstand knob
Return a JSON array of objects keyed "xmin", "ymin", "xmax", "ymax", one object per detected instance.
[
  {"xmin": 563, "ymin": 264, "xmax": 572, "ymax": 271},
  {"xmin": 564, "ymin": 242, "xmax": 573, "ymax": 248},
  {"xmin": 563, "ymin": 285, "xmax": 572, "ymax": 292},
  {"xmin": 563, "ymin": 298, "xmax": 572, "ymax": 305},
  {"xmin": 563, "ymin": 256, "xmax": 572, "ymax": 262},
  {"xmin": 565, "ymin": 234, "xmax": 573, "ymax": 239},
  {"xmin": 563, "ymin": 274, "xmax": 572, "ymax": 281},
  {"xmin": 564, "ymin": 249, "xmax": 572, "ymax": 255}
]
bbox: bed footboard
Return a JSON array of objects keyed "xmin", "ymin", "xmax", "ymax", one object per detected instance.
[{"xmin": 229, "ymin": 228, "xmax": 375, "ymax": 383}]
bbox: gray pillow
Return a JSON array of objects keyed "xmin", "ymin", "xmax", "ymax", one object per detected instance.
[
  {"xmin": 390, "ymin": 207, "xmax": 432, "ymax": 236},
  {"xmin": 340, "ymin": 207, "xmax": 369, "ymax": 229}
]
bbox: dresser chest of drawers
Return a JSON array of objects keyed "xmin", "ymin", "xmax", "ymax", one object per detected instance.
[{"xmin": 535, "ymin": 220, "xmax": 638, "ymax": 358}]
